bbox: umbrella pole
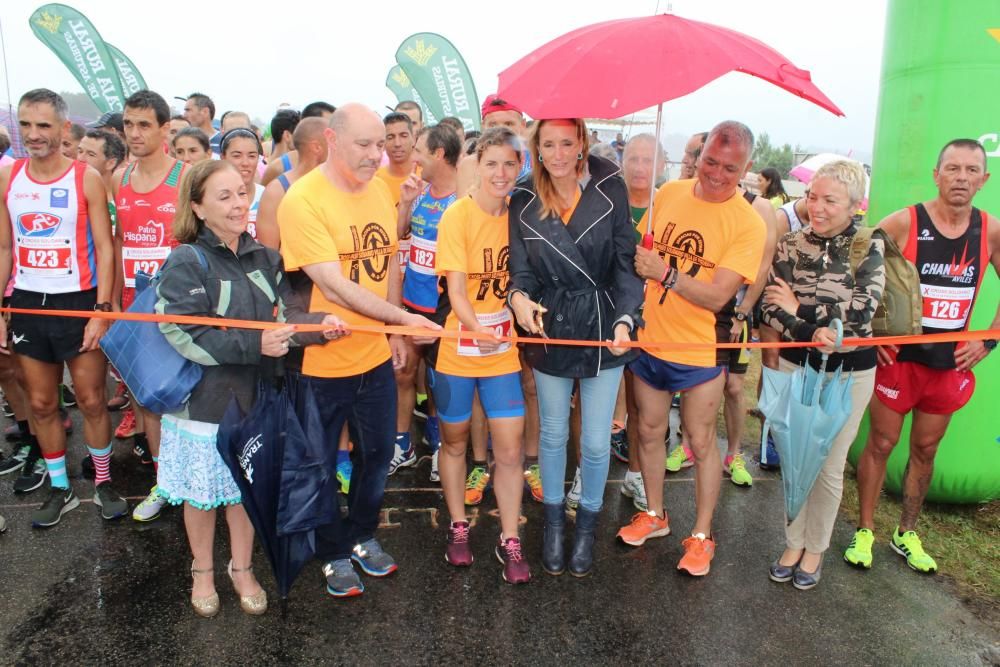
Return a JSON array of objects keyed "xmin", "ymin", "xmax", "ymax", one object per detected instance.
[{"xmin": 641, "ymin": 103, "xmax": 664, "ymax": 248}]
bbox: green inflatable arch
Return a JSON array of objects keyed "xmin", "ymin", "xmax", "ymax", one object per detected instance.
[{"xmin": 847, "ymin": 0, "xmax": 1000, "ymax": 503}]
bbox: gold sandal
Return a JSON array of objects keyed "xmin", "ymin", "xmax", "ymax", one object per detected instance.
[
  {"xmin": 190, "ymin": 563, "xmax": 219, "ymax": 618},
  {"xmin": 227, "ymin": 560, "xmax": 268, "ymax": 615}
]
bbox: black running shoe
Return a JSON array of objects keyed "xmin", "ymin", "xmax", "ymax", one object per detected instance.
[
  {"xmin": 60, "ymin": 384, "xmax": 77, "ymax": 408},
  {"xmin": 413, "ymin": 397, "xmax": 430, "ymax": 421},
  {"xmin": 133, "ymin": 438, "xmax": 153, "ymax": 465},
  {"xmin": 32, "ymin": 487, "xmax": 79, "ymax": 528},
  {"xmin": 13, "ymin": 453, "xmax": 47, "ymax": 494},
  {"xmin": 93, "ymin": 482, "xmax": 128, "ymax": 520},
  {"xmin": 0, "ymin": 444, "xmax": 29, "ymax": 476}
]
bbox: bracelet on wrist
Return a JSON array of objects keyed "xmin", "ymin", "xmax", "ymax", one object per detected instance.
[{"xmin": 658, "ymin": 267, "xmax": 678, "ymax": 304}]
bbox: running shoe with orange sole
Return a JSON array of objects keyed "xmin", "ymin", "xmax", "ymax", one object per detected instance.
[
  {"xmin": 115, "ymin": 406, "xmax": 137, "ymax": 439},
  {"xmin": 617, "ymin": 510, "xmax": 670, "ymax": 546},
  {"xmin": 677, "ymin": 534, "xmax": 716, "ymax": 576},
  {"xmin": 464, "ymin": 465, "xmax": 491, "ymax": 506}
]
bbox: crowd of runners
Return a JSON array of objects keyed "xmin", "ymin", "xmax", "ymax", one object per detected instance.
[{"xmin": 0, "ymin": 86, "xmax": 997, "ymax": 615}]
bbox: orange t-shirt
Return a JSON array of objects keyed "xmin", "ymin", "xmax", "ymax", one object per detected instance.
[
  {"xmin": 278, "ymin": 169, "xmax": 398, "ymax": 378},
  {"xmin": 560, "ymin": 188, "xmax": 582, "ymax": 224},
  {"xmin": 434, "ymin": 196, "xmax": 520, "ymax": 378},
  {"xmin": 375, "ymin": 166, "xmax": 408, "ymax": 208},
  {"xmin": 638, "ymin": 179, "xmax": 765, "ymax": 367}
]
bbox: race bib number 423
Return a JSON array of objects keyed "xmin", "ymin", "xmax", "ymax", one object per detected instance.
[{"xmin": 17, "ymin": 238, "xmax": 71, "ymax": 275}]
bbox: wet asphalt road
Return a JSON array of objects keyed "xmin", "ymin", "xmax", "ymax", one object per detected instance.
[{"xmin": 0, "ymin": 408, "xmax": 997, "ymax": 667}]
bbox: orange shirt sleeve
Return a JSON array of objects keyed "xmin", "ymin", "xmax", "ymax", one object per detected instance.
[{"xmin": 277, "ymin": 181, "xmax": 339, "ymax": 271}]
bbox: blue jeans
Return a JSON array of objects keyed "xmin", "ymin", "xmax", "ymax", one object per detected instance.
[
  {"xmin": 291, "ymin": 360, "xmax": 396, "ymax": 561},
  {"xmin": 532, "ymin": 367, "xmax": 624, "ymax": 512}
]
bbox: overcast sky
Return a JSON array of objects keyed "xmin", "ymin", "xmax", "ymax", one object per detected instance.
[{"xmin": 1, "ymin": 0, "xmax": 887, "ymax": 157}]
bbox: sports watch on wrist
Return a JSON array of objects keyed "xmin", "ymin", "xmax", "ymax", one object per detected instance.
[
  {"xmin": 93, "ymin": 302, "xmax": 112, "ymax": 312},
  {"xmin": 984, "ymin": 339, "xmax": 998, "ymax": 353},
  {"xmin": 734, "ymin": 311, "xmax": 748, "ymax": 322}
]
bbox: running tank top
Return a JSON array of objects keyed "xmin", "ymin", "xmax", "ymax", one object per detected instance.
[
  {"xmin": 4, "ymin": 159, "xmax": 96, "ymax": 294},
  {"xmin": 897, "ymin": 203, "xmax": 990, "ymax": 369},
  {"xmin": 779, "ymin": 200, "xmax": 804, "ymax": 233},
  {"xmin": 117, "ymin": 160, "xmax": 184, "ymax": 288},
  {"xmin": 246, "ymin": 183, "xmax": 264, "ymax": 239},
  {"xmin": 280, "ymin": 153, "xmax": 292, "ymax": 172},
  {"xmin": 402, "ymin": 185, "xmax": 457, "ymax": 313}
]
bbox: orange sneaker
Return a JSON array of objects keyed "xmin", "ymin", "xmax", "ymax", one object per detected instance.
[
  {"xmin": 677, "ymin": 533, "xmax": 716, "ymax": 576},
  {"xmin": 616, "ymin": 511, "xmax": 670, "ymax": 546}
]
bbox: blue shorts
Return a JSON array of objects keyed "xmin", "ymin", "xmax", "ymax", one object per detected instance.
[
  {"xmin": 427, "ymin": 369, "xmax": 525, "ymax": 424},
  {"xmin": 629, "ymin": 351, "xmax": 725, "ymax": 394}
]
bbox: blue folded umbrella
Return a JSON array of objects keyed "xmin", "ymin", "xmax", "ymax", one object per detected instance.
[
  {"xmin": 216, "ymin": 378, "xmax": 339, "ymax": 600},
  {"xmin": 759, "ymin": 320, "xmax": 854, "ymax": 523}
]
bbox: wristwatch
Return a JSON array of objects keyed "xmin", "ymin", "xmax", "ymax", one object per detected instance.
[
  {"xmin": 985, "ymin": 339, "xmax": 998, "ymax": 353},
  {"xmin": 734, "ymin": 311, "xmax": 748, "ymax": 322},
  {"xmin": 93, "ymin": 302, "xmax": 113, "ymax": 312}
]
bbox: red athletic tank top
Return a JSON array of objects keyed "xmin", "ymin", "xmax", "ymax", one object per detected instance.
[{"xmin": 117, "ymin": 160, "xmax": 184, "ymax": 288}]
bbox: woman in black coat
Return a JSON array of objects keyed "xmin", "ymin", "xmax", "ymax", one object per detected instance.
[{"xmin": 507, "ymin": 118, "xmax": 644, "ymax": 577}]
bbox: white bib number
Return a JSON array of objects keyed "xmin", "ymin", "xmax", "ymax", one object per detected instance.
[
  {"xmin": 920, "ymin": 284, "xmax": 975, "ymax": 330},
  {"xmin": 408, "ymin": 235, "xmax": 436, "ymax": 276},
  {"xmin": 457, "ymin": 310, "xmax": 513, "ymax": 357},
  {"xmin": 122, "ymin": 246, "xmax": 171, "ymax": 287},
  {"xmin": 17, "ymin": 237, "xmax": 71, "ymax": 276}
]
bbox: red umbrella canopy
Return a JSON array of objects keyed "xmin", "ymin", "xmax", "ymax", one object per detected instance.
[{"xmin": 497, "ymin": 13, "xmax": 844, "ymax": 119}]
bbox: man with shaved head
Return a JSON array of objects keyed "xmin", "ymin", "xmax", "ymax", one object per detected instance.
[
  {"xmin": 254, "ymin": 117, "xmax": 328, "ymax": 249},
  {"xmin": 277, "ymin": 103, "xmax": 440, "ymax": 598}
]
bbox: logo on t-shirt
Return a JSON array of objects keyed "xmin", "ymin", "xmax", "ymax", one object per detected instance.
[
  {"xmin": 342, "ymin": 222, "xmax": 393, "ymax": 283},
  {"xmin": 654, "ymin": 222, "xmax": 716, "ymax": 278},
  {"xmin": 49, "ymin": 188, "xmax": 68, "ymax": 208},
  {"xmin": 468, "ymin": 246, "xmax": 510, "ymax": 300},
  {"xmin": 918, "ymin": 228, "xmax": 934, "ymax": 241},
  {"xmin": 16, "ymin": 212, "xmax": 62, "ymax": 237}
]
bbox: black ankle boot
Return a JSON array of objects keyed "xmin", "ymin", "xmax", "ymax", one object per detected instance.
[
  {"xmin": 569, "ymin": 507, "xmax": 599, "ymax": 577},
  {"xmin": 542, "ymin": 503, "xmax": 565, "ymax": 575}
]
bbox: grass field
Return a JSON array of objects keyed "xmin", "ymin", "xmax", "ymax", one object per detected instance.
[{"xmin": 736, "ymin": 353, "xmax": 999, "ymax": 620}]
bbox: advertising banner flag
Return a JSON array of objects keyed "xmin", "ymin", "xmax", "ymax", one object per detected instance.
[
  {"xmin": 28, "ymin": 4, "xmax": 125, "ymax": 112},
  {"xmin": 394, "ymin": 33, "xmax": 480, "ymax": 131},
  {"xmin": 385, "ymin": 65, "xmax": 438, "ymax": 124},
  {"xmin": 106, "ymin": 42, "xmax": 147, "ymax": 96}
]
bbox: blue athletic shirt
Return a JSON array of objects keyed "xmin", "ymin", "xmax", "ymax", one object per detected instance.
[{"xmin": 402, "ymin": 185, "xmax": 457, "ymax": 313}]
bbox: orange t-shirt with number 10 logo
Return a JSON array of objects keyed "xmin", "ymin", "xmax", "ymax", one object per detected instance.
[
  {"xmin": 278, "ymin": 168, "xmax": 398, "ymax": 378},
  {"xmin": 433, "ymin": 196, "xmax": 520, "ymax": 378},
  {"xmin": 638, "ymin": 180, "xmax": 765, "ymax": 368}
]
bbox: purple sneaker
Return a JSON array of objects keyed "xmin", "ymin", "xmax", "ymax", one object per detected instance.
[
  {"xmin": 446, "ymin": 521, "xmax": 473, "ymax": 566},
  {"xmin": 495, "ymin": 536, "xmax": 531, "ymax": 585}
]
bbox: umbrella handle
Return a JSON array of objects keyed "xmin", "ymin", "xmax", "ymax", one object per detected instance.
[
  {"xmin": 819, "ymin": 318, "xmax": 845, "ymax": 372},
  {"xmin": 830, "ymin": 318, "xmax": 844, "ymax": 350}
]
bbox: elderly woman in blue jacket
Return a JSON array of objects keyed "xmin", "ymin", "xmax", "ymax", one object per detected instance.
[
  {"xmin": 507, "ymin": 118, "xmax": 644, "ymax": 578},
  {"xmin": 155, "ymin": 160, "xmax": 345, "ymax": 617}
]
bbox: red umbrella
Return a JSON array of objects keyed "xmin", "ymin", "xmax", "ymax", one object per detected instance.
[
  {"xmin": 497, "ymin": 13, "xmax": 844, "ymax": 243},
  {"xmin": 497, "ymin": 13, "xmax": 844, "ymax": 119}
]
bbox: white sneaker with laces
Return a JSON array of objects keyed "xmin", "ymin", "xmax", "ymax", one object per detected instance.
[
  {"xmin": 621, "ymin": 471, "xmax": 648, "ymax": 512},
  {"xmin": 429, "ymin": 449, "xmax": 440, "ymax": 483}
]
